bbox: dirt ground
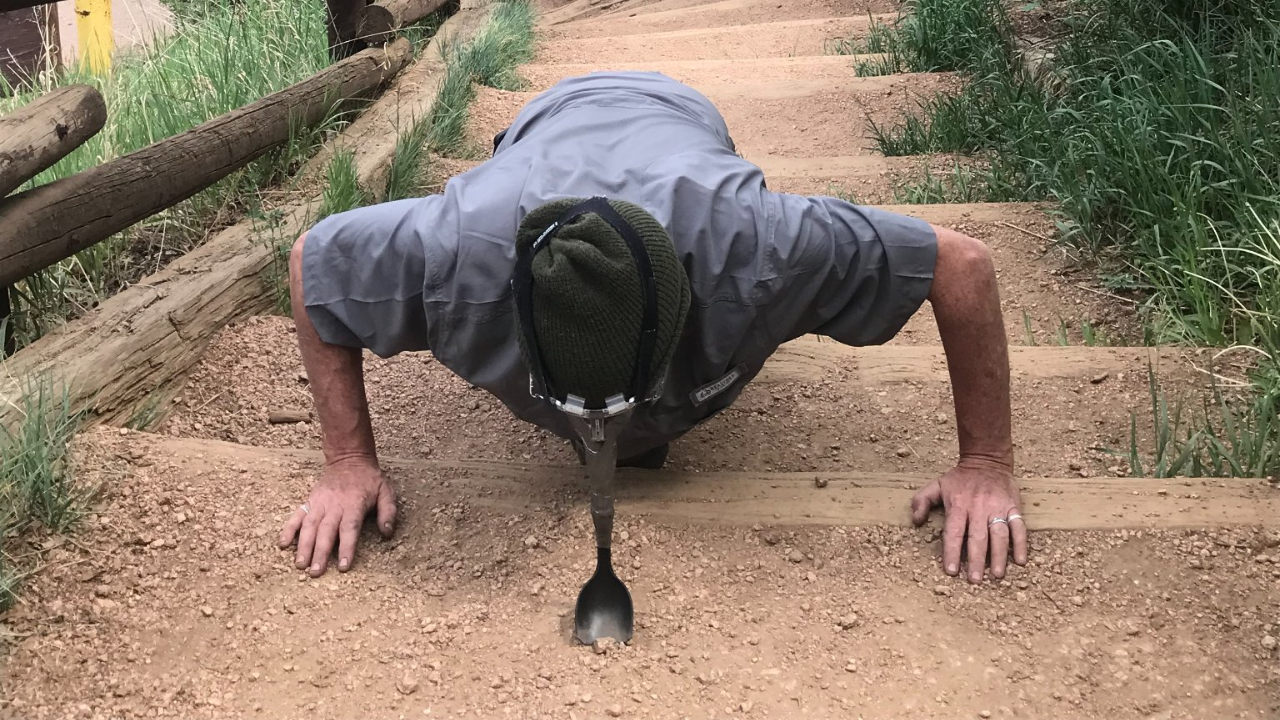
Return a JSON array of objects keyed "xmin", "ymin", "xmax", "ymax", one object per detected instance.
[
  {"xmin": 1, "ymin": 429, "xmax": 1277, "ymax": 719},
  {"xmin": 2, "ymin": 0, "xmax": 1278, "ymax": 718}
]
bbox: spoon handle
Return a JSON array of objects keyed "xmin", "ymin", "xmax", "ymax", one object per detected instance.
[{"xmin": 586, "ymin": 434, "xmax": 618, "ymax": 550}]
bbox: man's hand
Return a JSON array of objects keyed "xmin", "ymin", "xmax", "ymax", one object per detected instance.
[
  {"xmin": 910, "ymin": 458, "xmax": 1027, "ymax": 583},
  {"xmin": 278, "ymin": 457, "xmax": 397, "ymax": 577}
]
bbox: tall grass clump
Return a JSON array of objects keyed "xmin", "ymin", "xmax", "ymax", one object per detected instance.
[
  {"xmin": 0, "ymin": 379, "xmax": 87, "ymax": 610},
  {"xmin": 872, "ymin": 0, "xmax": 1279, "ymax": 475},
  {"xmin": 0, "ymin": 0, "xmax": 334, "ymax": 351},
  {"xmin": 427, "ymin": 0, "xmax": 536, "ymax": 153},
  {"xmin": 829, "ymin": 0, "xmax": 1014, "ymax": 76}
]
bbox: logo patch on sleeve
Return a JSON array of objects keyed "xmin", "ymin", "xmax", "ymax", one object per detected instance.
[{"xmin": 690, "ymin": 364, "xmax": 745, "ymax": 406}]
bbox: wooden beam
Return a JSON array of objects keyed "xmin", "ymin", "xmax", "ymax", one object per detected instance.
[
  {"xmin": 0, "ymin": 7, "xmax": 485, "ymax": 433},
  {"xmin": 363, "ymin": 0, "xmax": 451, "ymax": 45},
  {"xmin": 0, "ymin": 38, "xmax": 415, "ymax": 288},
  {"xmin": 105, "ymin": 433, "xmax": 1280, "ymax": 531},
  {"xmin": 0, "ymin": 0, "xmax": 57, "ymax": 13},
  {"xmin": 0, "ymin": 84, "xmax": 107, "ymax": 198},
  {"xmin": 757, "ymin": 338, "xmax": 1201, "ymax": 385}
]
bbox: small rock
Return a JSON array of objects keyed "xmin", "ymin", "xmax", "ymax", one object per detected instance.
[
  {"xmin": 980, "ymin": 711, "xmax": 993, "ymax": 719},
  {"xmin": 396, "ymin": 675, "xmax": 419, "ymax": 695},
  {"xmin": 268, "ymin": 409, "xmax": 310, "ymax": 425},
  {"xmin": 1090, "ymin": 373, "xmax": 1109, "ymax": 384},
  {"xmin": 933, "ymin": 585, "xmax": 952, "ymax": 597},
  {"xmin": 740, "ymin": 700, "xmax": 754, "ymax": 713},
  {"xmin": 837, "ymin": 614, "xmax": 859, "ymax": 629},
  {"xmin": 844, "ymin": 662, "xmax": 858, "ymax": 673},
  {"xmin": 895, "ymin": 447, "xmax": 911, "ymax": 458},
  {"xmin": 814, "ymin": 477, "xmax": 828, "ymax": 489},
  {"xmin": 607, "ymin": 704, "xmax": 623, "ymax": 718},
  {"xmin": 200, "ymin": 606, "xmax": 214, "ymax": 617},
  {"xmin": 1262, "ymin": 635, "xmax": 1277, "ymax": 651},
  {"xmin": 761, "ymin": 531, "xmax": 781, "ymax": 546},
  {"xmin": 593, "ymin": 638, "xmax": 618, "ymax": 655},
  {"xmin": 523, "ymin": 535, "xmax": 540, "ymax": 549},
  {"xmin": 787, "ymin": 549, "xmax": 805, "ymax": 563},
  {"xmin": 1070, "ymin": 596, "xmax": 1084, "ymax": 607}
]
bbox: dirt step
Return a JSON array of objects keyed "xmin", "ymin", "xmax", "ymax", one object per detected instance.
[
  {"xmin": 548, "ymin": 1, "xmax": 894, "ymax": 38},
  {"xmin": 755, "ymin": 154, "xmax": 968, "ymax": 203},
  {"xmin": 468, "ymin": 74, "xmax": 954, "ymax": 158},
  {"xmin": 762, "ymin": 340, "xmax": 1199, "ymax": 385},
  {"xmin": 518, "ymin": 54, "xmax": 889, "ymax": 90},
  {"xmin": 103, "ymin": 431, "xmax": 1280, "ymax": 530},
  {"xmin": 535, "ymin": 16, "xmax": 875, "ymax": 62},
  {"xmin": 168, "ymin": 315, "xmax": 1186, "ymax": 478}
]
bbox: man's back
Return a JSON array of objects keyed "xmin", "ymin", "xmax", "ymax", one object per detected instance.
[{"xmin": 300, "ymin": 71, "xmax": 937, "ymax": 457}]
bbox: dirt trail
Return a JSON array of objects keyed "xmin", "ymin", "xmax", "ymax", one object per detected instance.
[{"xmin": 4, "ymin": 1, "xmax": 1277, "ymax": 719}]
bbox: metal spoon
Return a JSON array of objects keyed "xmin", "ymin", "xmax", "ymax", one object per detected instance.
[{"xmin": 572, "ymin": 416, "xmax": 634, "ymax": 645}]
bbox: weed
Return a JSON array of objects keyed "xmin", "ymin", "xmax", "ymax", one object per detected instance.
[
  {"xmin": 0, "ymin": 379, "xmax": 87, "ymax": 609},
  {"xmin": 384, "ymin": 115, "xmax": 435, "ymax": 202},
  {"xmin": 427, "ymin": 0, "xmax": 536, "ymax": 154}
]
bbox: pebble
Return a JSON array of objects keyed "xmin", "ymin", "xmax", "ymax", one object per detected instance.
[
  {"xmin": 814, "ymin": 477, "xmax": 828, "ymax": 488},
  {"xmin": 607, "ymin": 704, "xmax": 623, "ymax": 717},
  {"xmin": 396, "ymin": 675, "xmax": 419, "ymax": 695},
  {"xmin": 844, "ymin": 662, "xmax": 858, "ymax": 673},
  {"xmin": 761, "ymin": 531, "xmax": 781, "ymax": 546},
  {"xmin": 740, "ymin": 700, "xmax": 754, "ymax": 713},
  {"xmin": 1090, "ymin": 373, "xmax": 1109, "ymax": 384},
  {"xmin": 593, "ymin": 638, "xmax": 618, "ymax": 655},
  {"xmin": 980, "ymin": 711, "xmax": 992, "ymax": 719},
  {"xmin": 896, "ymin": 447, "xmax": 911, "ymax": 458},
  {"xmin": 1070, "ymin": 596, "xmax": 1084, "ymax": 607},
  {"xmin": 787, "ymin": 549, "xmax": 805, "ymax": 563},
  {"xmin": 933, "ymin": 585, "xmax": 952, "ymax": 597},
  {"xmin": 200, "ymin": 606, "xmax": 214, "ymax": 617},
  {"xmin": 1262, "ymin": 635, "xmax": 1277, "ymax": 651},
  {"xmin": 524, "ymin": 535, "xmax": 540, "ymax": 549}
]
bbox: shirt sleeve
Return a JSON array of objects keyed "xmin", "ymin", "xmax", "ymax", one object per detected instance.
[
  {"xmin": 767, "ymin": 194, "xmax": 938, "ymax": 346},
  {"xmin": 300, "ymin": 197, "xmax": 440, "ymax": 358}
]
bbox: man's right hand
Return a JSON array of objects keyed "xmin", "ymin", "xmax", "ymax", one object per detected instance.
[{"xmin": 277, "ymin": 457, "xmax": 398, "ymax": 577}]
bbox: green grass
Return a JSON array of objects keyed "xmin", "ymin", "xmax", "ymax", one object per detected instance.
[
  {"xmin": 427, "ymin": 0, "xmax": 537, "ymax": 154},
  {"xmin": 0, "ymin": 0, "xmax": 337, "ymax": 352},
  {"xmin": 828, "ymin": 0, "xmax": 1014, "ymax": 76},
  {"xmin": 866, "ymin": 0, "xmax": 1279, "ymax": 477},
  {"xmin": 0, "ymin": 379, "xmax": 87, "ymax": 610}
]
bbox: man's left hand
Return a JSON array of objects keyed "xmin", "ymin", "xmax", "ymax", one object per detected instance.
[{"xmin": 910, "ymin": 458, "xmax": 1028, "ymax": 583}]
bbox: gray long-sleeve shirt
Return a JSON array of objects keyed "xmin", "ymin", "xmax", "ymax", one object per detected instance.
[{"xmin": 301, "ymin": 71, "xmax": 938, "ymax": 459}]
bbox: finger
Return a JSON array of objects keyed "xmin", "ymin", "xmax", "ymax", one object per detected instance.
[
  {"xmin": 1010, "ymin": 513, "xmax": 1029, "ymax": 566},
  {"xmin": 941, "ymin": 501, "xmax": 967, "ymax": 577},
  {"xmin": 337, "ymin": 515, "xmax": 361, "ymax": 572},
  {"xmin": 910, "ymin": 479, "xmax": 943, "ymax": 526},
  {"xmin": 308, "ymin": 514, "xmax": 342, "ymax": 577},
  {"xmin": 278, "ymin": 505, "xmax": 307, "ymax": 549},
  {"xmin": 376, "ymin": 481, "xmax": 398, "ymax": 539},
  {"xmin": 295, "ymin": 505, "xmax": 324, "ymax": 570},
  {"xmin": 989, "ymin": 517, "xmax": 1010, "ymax": 579},
  {"xmin": 966, "ymin": 511, "xmax": 989, "ymax": 583}
]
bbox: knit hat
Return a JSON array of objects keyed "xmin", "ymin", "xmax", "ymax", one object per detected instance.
[{"xmin": 513, "ymin": 197, "xmax": 691, "ymax": 408}]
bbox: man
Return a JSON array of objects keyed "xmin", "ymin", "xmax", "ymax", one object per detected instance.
[{"xmin": 277, "ymin": 71, "xmax": 1029, "ymax": 586}]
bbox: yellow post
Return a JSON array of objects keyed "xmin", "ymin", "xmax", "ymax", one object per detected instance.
[{"xmin": 75, "ymin": 0, "xmax": 113, "ymax": 73}]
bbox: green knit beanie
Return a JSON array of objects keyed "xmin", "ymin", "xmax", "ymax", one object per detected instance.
[{"xmin": 514, "ymin": 198, "xmax": 691, "ymax": 407}]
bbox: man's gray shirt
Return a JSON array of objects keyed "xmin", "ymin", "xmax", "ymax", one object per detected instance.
[{"xmin": 302, "ymin": 71, "xmax": 938, "ymax": 459}]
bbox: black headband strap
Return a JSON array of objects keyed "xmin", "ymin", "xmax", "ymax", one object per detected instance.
[{"xmin": 512, "ymin": 197, "xmax": 660, "ymax": 407}]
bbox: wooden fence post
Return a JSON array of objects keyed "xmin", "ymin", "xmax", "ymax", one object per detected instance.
[
  {"xmin": 74, "ymin": 0, "xmax": 112, "ymax": 73},
  {"xmin": 0, "ymin": 285, "xmax": 13, "ymax": 359}
]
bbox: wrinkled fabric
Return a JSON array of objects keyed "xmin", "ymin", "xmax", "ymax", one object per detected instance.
[{"xmin": 302, "ymin": 71, "xmax": 938, "ymax": 458}]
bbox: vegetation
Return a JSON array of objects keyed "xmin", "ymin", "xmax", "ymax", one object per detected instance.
[
  {"xmin": 0, "ymin": 380, "xmax": 86, "ymax": 610},
  {"xmin": 839, "ymin": 0, "xmax": 1279, "ymax": 476}
]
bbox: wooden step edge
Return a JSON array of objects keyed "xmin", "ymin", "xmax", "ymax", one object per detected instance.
[
  {"xmin": 759, "ymin": 342, "xmax": 1206, "ymax": 385},
  {"xmin": 540, "ymin": 13, "xmax": 881, "ymax": 42},
  {"xmin": 108, "ymin": 431, "xmax": 1280, "ymax": 531}
]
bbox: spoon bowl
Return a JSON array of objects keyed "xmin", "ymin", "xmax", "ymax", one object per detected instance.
[{"xmin": 574, "ymin": 547, "xmax": 634, "ymax": 644}]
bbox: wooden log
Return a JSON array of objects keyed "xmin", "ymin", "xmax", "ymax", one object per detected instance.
[
  {"xmin": 0, "ymin": 38, "xmax": 414, "ymax": 288},
  {"xmin": 363, "ymin": 0, "xmax": 450, "ymax": 45},
  {"xmin": 0, "ymin": 9, "xmax": 483, "ymax": 433},
  {"xmin": 0, "ymin": 84, "xmax": 106, "ymax": 198}
]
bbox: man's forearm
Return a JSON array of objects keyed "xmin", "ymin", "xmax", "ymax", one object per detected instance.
[
  {"xmin": 927, "ymin": 225, "xmax": 1013, "ymax": 468},
  {"xmin": 289, "ymin": 234, "xmax": 378, "ymax": 465}
]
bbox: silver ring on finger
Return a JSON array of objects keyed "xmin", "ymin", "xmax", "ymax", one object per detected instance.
[
  {"xmin": 300, "ymin": 503, "xmax": 310, "ymax": 515},
  {"xmin": 1007, "ymin": 513, "xmax": 1023, "ymax": 523},
  {"xmin": 988, "ymin": 516, "xmax": 1008, "ymax": 527}
]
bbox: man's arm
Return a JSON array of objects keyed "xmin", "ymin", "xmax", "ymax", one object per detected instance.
[
  {"xmin": 277, "ymin": 232, "xmax": 397, "ymax": 577},
  {"xmin": 909, "ymin": 224, "xmax": 1029, "ymax": 582}
]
